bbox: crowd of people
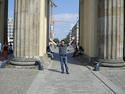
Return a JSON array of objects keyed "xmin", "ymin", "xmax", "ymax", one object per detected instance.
[
  {"xmin": 47, "ymin": 39, "xmax": 84, "ymax": 58},
  {"xmin": 0, "ymin": 42, "xmax": 13, "ymax": 59},
  {"xmin": 70, "ymin": 40, "xmax": 84, "ymax": 57}
]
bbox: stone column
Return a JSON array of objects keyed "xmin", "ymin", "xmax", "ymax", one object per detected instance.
[
  {"xmin": 14, "ymin": 0, "xmax": 48, "ymax": 61},
  {"xmin": 39, "ymin": 0, "xmax": 48, "ymax": 56},
  {"xmin": 79, "ymin": 0, "xmax": 98, "ymax": 58},
  {"xmin": 98, "ymin": 0, "xmax": 125, "ymax": 66},
  {"xmin": 79, "ymin": 0, "xmax": 84, "ymax": 48},
  {"xmin": 0, "ymin": 0, "xmax": 8, "ymax": 44}
]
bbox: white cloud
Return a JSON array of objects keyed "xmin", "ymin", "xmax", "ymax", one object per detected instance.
[
  {"xmin": 53, "ymin": 13, "xmax": 78, "ymax": 24},
  {"xmin": 53, "ymin": 13, "xmax": 79, "ymax": 40}
]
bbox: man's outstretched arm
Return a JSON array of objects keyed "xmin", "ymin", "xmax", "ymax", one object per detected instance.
[{"xmin": 50, "ymin": 39, "xmax": 57, "ymax": 46}]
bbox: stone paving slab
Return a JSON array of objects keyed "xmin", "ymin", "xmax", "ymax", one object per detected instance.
[
  {"xmin": 0, "ymin": 61, "xmax": 2, "ymax": 65},
  {"xmin": 72, "ymin": 53, "xmax": 125, "ymax": 94},
  {"xmin": 92, "ymin": 71, "xmax": 124, "ymax": 94},
  {"xmin": 100, "ymin": 69, "xmax": 125, "ymax": 93},
  {"xmin": 27, "ymin": 60, "xmax": 114, "ymax": 94},
  {"xmin": 0, "ymin": 69, "xmax": 38, "ymax": 94},
  {"xmin": 0, "ymin": 54, "xmax": 124, "ymax": 94}
]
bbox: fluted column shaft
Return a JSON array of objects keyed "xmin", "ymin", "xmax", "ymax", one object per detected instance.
[
  {"xmin": 80, "ymin": 0, "xmax": 98, "ymax": 57},
  {"xmin": 39, "ymin": 0, "xmax": 48, "ymax": 56},
  {"xmin": 0, "ymin": 0, "xmax": 8, "ymax": 44},
  {"xmin": 14, "ymin": 0, "xmax": 48, "ymax": 59},
  {"xmin": 98, "ymin": 0, "xmax": 124, "ymax": 64}
]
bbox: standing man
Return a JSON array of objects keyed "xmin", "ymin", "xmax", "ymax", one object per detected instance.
[
  {"xmin": 59, "ymin": 40, "xmax": 69, "ymax": 74},
  {"xmin": 51, "ymin": 39, "xmax": 69, "ymax": 74}
]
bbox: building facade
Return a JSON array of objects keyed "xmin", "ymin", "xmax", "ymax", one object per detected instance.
[
  {"xmin": 71, "ymin": 20, "xmax": 79, "ymax": 45},
  {"xmin": 80, "ymin": 0, "xmax": 124, "ymax": 66},
  {"xmin": 49, "ymin": 0, "xmax": 56, "ymax": 40},
  {"xmin": 0, "ymin": 0, "xmax": 124, "ymax": 66},
  {"xmin": 8, "ymin": 17, "xmax": 14, "ymax": 46},
  {"xmin": 66, "ymin": 32, "xmax": 72, "ymax": 44},
  {"xmin": 13, "ymin": 0, "xmax": 48, "ymax": 59}
]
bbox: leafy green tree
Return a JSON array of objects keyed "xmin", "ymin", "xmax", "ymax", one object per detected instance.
[
  {"xmin": 62, "ymin": 38, "xmax": 69, "ymax": 45},
  {"xmin": 53, "ymin": 38, "xmax": 60, "ymax": 43}
]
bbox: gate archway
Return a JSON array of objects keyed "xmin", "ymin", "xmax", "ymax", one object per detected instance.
[{"xmin": 0, "ymin": 0, "xmax": 125, "ymax": 66}]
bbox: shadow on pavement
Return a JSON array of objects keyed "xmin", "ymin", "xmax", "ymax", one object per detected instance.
[
  {"xmin": 48, "ymin": 69, "xmax": 61, "ymax": 73},
  {"xmin": 51, "ymin": 52, "xmax": 94, "ymax": 68}
]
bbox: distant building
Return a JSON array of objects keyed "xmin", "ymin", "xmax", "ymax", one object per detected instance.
[
  {"xmin": 66, "ymin": 32, "xmax": 72, "ymax": 44},
  {"xmin": 8, "ymin": 17, "xmax": 14, "ymax": 47},
  {"xmin": 71, "ymin": 20, "xmax": 79, "ymax": 45},
  {"xmin": 49, "ymin": 0, "xmax": 57, "ymax": 40}
]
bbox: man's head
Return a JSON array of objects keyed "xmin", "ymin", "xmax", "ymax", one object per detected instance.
[{"xmin": 61, "ymin": 40, "xmax": 65, "ymax": 45}]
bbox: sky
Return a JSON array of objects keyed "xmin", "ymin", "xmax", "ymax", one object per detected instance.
[
  {"xmin": 8, "ymin": 0, "xmax": 14, "ymax": 17},
  {"xmin": 53, "ymin": 0, "xmax": 79, "ymax": 40},
  {"xmin": 8, "ymin": 0, "xmax": 79, "ymax": 40}
]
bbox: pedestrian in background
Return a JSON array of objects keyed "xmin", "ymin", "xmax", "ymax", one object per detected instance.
[
  {"xmin": 8, "ymin": 42, "xmax": 13, "ymax": 55},
  {"xmin": 71, "ymin": 39, "xmax": 78, "ymax": 57},
  {"xmin": 2, "ymin": 43, "xmax": 8, "ymax": 59},
  {"xmin": 47, "ymin": 41, "xmax": 54, "ymax": 59}
]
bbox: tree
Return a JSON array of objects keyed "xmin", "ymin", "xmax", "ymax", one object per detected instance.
[
  {"xmin": 53, "ymin": 38, "xmax": 60, "ymax": 43},
  {"xmin": 62, "ymin": 38, "xmax": 69, "ymax": 45}
]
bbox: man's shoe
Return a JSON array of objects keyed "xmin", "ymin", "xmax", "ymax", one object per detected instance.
[
  {"xmin": 61, "ymin": 71, "xmax": 64, "ymax": 74},
  {"xmin": 66, "ymin": 72, "xmax": 70, "ymax": 74}
]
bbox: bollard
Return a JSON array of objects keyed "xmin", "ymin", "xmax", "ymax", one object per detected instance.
[
  {"xmin": 94, "ymin": 62, "xmax": 100, "ymax": 71},
  {"xmin": 35, "ymin": 60, "xmax": 43, "ymax": 70},
  {"xmin": 0, "ymin": 60, "xmax": 9, "ymax": 68}
]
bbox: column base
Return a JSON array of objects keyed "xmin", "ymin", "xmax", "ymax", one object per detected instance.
[
  {"xmin": 10, "ymin": 56, "xmax": 42, "ymax": 66},
  {"xmin": 99, "ymin": 59, "xmax": 125, "ymax": 67}
]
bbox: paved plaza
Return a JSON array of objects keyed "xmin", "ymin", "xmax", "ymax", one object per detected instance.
[
  {"xmin": 0, "ymin": 54, "xmax": 125, "ymax": 94},
  {"xmin": 0, "ymin": 69, "xmax": 38, "ymax": 94},
  {"xmin": 100, "ymin": 67, "xmax": 125, "ymax": 92}
]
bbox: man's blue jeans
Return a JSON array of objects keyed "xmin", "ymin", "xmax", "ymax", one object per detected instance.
[{"xmin": 60, "ymin": 55, "xmax": 69, "ymax": 73}]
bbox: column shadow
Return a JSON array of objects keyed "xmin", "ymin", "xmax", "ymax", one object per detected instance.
[
  {"xmin": 51, "ymin": 51, "xmax": 94, "ymax": 68},
  {"xmin": 48, "ymin": 68, "xmax": 61, "ymax": 73}
]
